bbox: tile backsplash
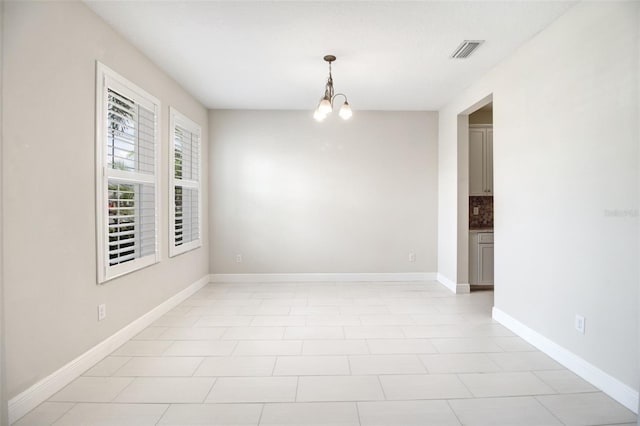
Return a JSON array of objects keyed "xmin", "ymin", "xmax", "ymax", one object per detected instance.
[{"xmin": 469, "ymin": 196, "xmax": 493, "ymax": 229}]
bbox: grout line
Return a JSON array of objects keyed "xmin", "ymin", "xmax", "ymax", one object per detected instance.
[
  {"xmin": 355, "ymin": 400, "xmax": 363, "ymax": 426},
  {"xmin": 200, "ymin": 377, "xmax": 217, "ymax": 403},
  {"xmin": 376, "ymin": 375, "xmax": 388, "ymax": 401},
  {"xmin": 533, "ymin": 395, "xmax": 568, "ymax": 425},
  {"xmin": 154, "ymin": 403, "xmax": 171, "ymax": 426},
  {"xmin": 445, "ymin": 399, "xmax": 464, "ymax": 426},
  {"xmin": 191, "ymin": 357, "xmax": 207, "ymax": 377}
]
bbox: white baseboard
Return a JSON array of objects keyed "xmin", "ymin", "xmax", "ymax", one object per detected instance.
[
  {"xmin": 492, "ymin": 307, "xmax": 639, "ymax": 414},
  {"xmin": 209, "ymin": 272, "xmax": 437, "ymax": 283},
  {"xmin": 436, "ymin": 273, "xmax": 470, "ymax": 294},
  {"xmin": 8, "ymin": 275, "xmax": 209, "ymax": 424}
]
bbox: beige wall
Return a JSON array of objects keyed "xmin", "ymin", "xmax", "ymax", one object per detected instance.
[
  {"xmin": 438, "ymin": 0, "xmax": 638, "ymax": 393},
  {"xmin": 3, "ymin": 1, "xmax": 209, "ymax": 399},
  {"xmin": 209, "ymin": 110, "xmax": 438, "ymax": 274},
  {"xmin": 0, "ymin": 0, "xmax": 6, "ymax": 423}
]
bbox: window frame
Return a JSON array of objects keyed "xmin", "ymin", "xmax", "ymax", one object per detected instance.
[
  {"xmin": 95, "ymin": 62, "xmax": 161, "ymax": 283},
  {"xmin": 169, "ymin": 107, "xmax": 202, "ymax": 257}
]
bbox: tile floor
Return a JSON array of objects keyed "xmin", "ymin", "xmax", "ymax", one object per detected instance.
[{"xmin": 15, "ymin": 281, "xmax": 637, "ymax": 425}]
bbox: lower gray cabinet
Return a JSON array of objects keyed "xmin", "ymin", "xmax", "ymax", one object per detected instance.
[{"xmin": 470, "ymin": 231, "xmax": 494, "ymax": 285}]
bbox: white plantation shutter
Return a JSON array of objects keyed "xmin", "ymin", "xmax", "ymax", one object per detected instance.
[
  {"xmin": 170, "ymin": 108, "xmax": 201, "ymax": 256},
  {"xmin": 97, "ymin": 63, "xmax": 160, "ymax": 283}
]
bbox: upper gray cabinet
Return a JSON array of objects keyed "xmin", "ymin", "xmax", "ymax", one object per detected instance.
[{"xmin": 469, "ymin": 125, "xmax": 493, "ymax": 196}]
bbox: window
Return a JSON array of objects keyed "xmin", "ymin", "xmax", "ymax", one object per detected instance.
[
  {"xmin": 96, "ymin": 62, "xmax": 160, "ymax": 283},
  {"xmin": 169, "ymin": 108, "xmax": 202, "ymax": 256}
]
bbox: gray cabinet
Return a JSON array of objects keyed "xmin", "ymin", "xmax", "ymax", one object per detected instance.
[
  {"xmin": 469, "ymin": 125, "xmax": 493, "ymax": 196},
  {"xmin": 469, "ymin": 231, "xmax": 494, "ymax": 285}
]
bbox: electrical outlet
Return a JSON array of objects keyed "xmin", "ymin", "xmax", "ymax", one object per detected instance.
[
  {"xmin": 575, "ymin": 314, "xmax": 585, "ymax": 334},
  {"xmin": 235, "ymin": 254, "xmax": 243, "ymax": 263},
  {"xmin": 98, "ymin": 304, "xmax": 107, "ymax": 321},
  {"xmin": 473, "ymin": 206, "xmax": 480, "ymax": 215},
  {"xmin": 408, "ymin": 252, "xmax": 416, "ymax": 262}
]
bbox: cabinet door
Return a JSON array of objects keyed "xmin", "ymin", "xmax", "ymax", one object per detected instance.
[
  {"xmin": 469, "ymin": 232, "xmax": 479, "ymax": 285},
  {"xmin": 478, "ymin": 244, "xmax": 494, "ymax": 284},
  {"xmin": 469, "ymin": 129, "xmax": 485, "ymax": 196},
  {"xmin": 485, "ymin": 129, "xmax": 493, "ymax": 195}
]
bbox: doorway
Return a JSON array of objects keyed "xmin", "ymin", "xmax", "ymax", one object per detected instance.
[{"xmin": 454, "ymin": 95, "xmax": 493, "ymax": 293}]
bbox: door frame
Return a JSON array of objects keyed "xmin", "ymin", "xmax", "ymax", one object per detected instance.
[{"xmin": 456, "ymin": 94, "xmax": 493, "ymax": 289}]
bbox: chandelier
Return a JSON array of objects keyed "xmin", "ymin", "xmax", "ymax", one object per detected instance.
[{"xmin": 313, "ymin": 55, "xmax": 352, "ymax": 121}]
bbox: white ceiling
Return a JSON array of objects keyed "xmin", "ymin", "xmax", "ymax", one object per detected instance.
[{"xmin": 85, "ymin": 1, "xmax": 576, "ymax": 111}]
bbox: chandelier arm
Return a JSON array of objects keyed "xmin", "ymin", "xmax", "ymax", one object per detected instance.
[{"xmin": 331, "ymin": 93, "xmax": 349, "ymax": 105}]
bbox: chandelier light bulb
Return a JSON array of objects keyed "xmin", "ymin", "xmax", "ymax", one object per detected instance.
[
  {"xmin": 318, "ymin": 97, "xmax": 332, "ymax": 115},
  {"xmin": 313, "ymin": 108, "xmax": 327, "ymax": 122},
  {"xmin": 339, "ymin": 101, "xmax": 352, "ymax": 120}
]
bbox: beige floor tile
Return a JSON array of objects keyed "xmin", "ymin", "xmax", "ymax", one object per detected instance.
[
  {"xmin": 133, "ymin": 326, "xmax": 168, "ymax": 340},
  {"xmin": 114, "ymin": 377, "xmax": 215, "ymax": 403},
  {"xmin": 307, "ymin": 298, "xmax": 354, "ymax": 307},
  {"xmin": 237, "ymin": 306, "xmax": 291, "ymax": 315},
  {"xmin": 302, "ymin": 339, "xmax": 369, "ymax": 355},
  {"xmin": 194, "ymin": 356, "xmax": 276, "ymax": 377},
  {"xmin": 260, "ymin": 298, "xmax": 308, "ymax": 307},
  {"xmin": 306, "ymin": 315, "xmax": 362, "ymax": 326},
  {"xmin": 113, "ymin": 356, "xmax": 203, "ymax": 377},
  {"xmin": 492, "ymin": 336, "xmax": 537, "ymax": 352},
  {"xmin": 164, "ymin": 340, "xmax": 237, "ymax": 356},
  {"xmin": 289, "ymin": 306, "xmax": 341, "ymax": 315},
  {"xmin": 49, "ymin": 377, "xmax": 134, "ymax": 402},
  {"xmin": 260, "ymin": 402, "xmax": 359, "ymax": 426},
  {"xmin": 234, "ymin": 340, "xmax": 303, "ymax": 356},
  {"xmin": 340, "ymin": 306, "xmax": 390, "ymax": 315},
  {"xmin": 157, "ymin": 403, "xmax": 262, "ymax": 425},
  {"xmin": 209, "ymin": 299, "xmax": 263, "ymax": 307},
  {"xmin": 13, "ymin": 402, "xmax": 74, "ymax": 426},
  {"xmin": 187, "ymin": 306, "xmax": 241, "ymax": 316},
  {"xmin": 83, "ymin": 357, "xmax": 131, "ymax": 377},
  {"xmin": 168, "ymin": 306, "xmax": 197, "ymax": 315},
  {"xmin": 431, "ymin": 337, "xmax": 503, "ymax": 353},
  {"xmin": 352, "ymin": 298, "xmax": 387, "ymax": 306},
  {"xmin": 379, "ymin": 374, "xmax": 472, "ymax": 400},
  {"xmin": 158, "ymin": 327, "xmax": 227, "ymax": 340},
  {"xmin": 195, "ymin": 315, "xmax": 253, "ymax": 327},
  {"xmin": 223, "ymin": 326, "xmax": 285, "ymax": 340},
  {"xmin": 459, "ymin": 372, "xmax": 555, "ymax": 397},
  {"xmin": 297, "ymin": 376, "xmax": 384, "ymax": 402},
  {"xmin": 537, "ymin": 392, "xmax": 637, "ymax": 425},
  {"xmin": 343, "ymin": 326, "xmax": 405, "ymax": 339},
  {"xmin": 112, "ymin": 340, "xmax": 174, "ymax": 356},
  {"xmin": 386, "ymin": 305, "xmax": 440, "ymax": 315},
  {"xmin": 349, "ymin": 355, "xmax": 427, "ymax": 375},
  {"xmin": 488, "ymin": 351, "xmax": 563, "ymax": 371},
  {"xmin": 420, "ymin": 353, "xmax": 501, "ymax": 374},
  {"xmin": 360, "ymin": 314, "xmax": 415, "ymax": 326},
  {"xmin": 53, "ymin": 403, "xmax": 168, "ymax": 426},
  {"xmin": 401, "ymin": 325, "xmax": 458, "ymax": 338},
  {"xmin": 448, "ymin": 396, "xmax": 562, "ymax": 425},
  {"xmin": 283, "ymin": 326, "xmax": 344, "ymax": 340},
  {"xmin": 206, "ymin": 377, "xmax": 297, "ymax": 403},
  {"xmin": 533, "ymin": 369, "xmax": 597, "ymax": 393},
  {"xmin": 409, "ymin": 314, "xmax": 467, "ymax": 325},
  {"xmin": 250, "ymin": 316, "xmax": 305, "ymax": 326},
  {"xmin": 367, "ymin": 339, "xmax": 437, "ymax": 354},
  {"xmin": 358, "ymin": 400, "xmax": 461, "ymax": 426},
  {"xmin": 273, "ymin": 355, "xmax": 350, "ymax": 376},
  {"xmin": 153, "ymin": 314, "xmax": 201, "ymax": 327}
]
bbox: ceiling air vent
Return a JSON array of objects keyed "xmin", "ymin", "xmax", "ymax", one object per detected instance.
[{"xmin": 451, "ymin": 40, "xmax": 484, "ymax": 59}]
